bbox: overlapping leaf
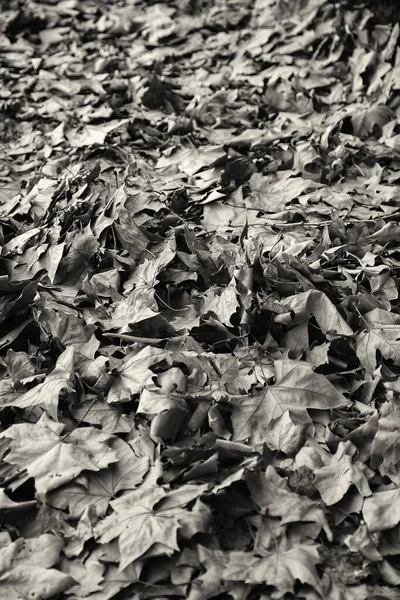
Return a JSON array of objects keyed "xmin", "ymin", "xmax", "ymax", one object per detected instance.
[
  {"xmin": 0, "ymin": 347, "xmax": 75, "ymax": 420},
  {"xmin": 95, "ymin": 484, "xmax": 211, "ymax": 570},
  {"xmin": 231, "ymin": 359, "xmax": 350, "ymax": 449},
  {"xmin": 0, "ymin": 533, "xmax": 74, "ymax": 600},
  {"xmin": 223, "ymin": 539, "xmax": 323, "ymax": 596},
  {"xmin": 1, "ymin": 416, "xmax": 118, "ymax": 496},
  {"xmin": 1, "ymin": 0, "xmax": 400, "ymax": 597}
]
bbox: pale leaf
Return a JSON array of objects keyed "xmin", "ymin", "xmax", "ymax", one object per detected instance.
[
  {"xmin": 108, "ymin": 346, "xmax": 167, "ymax": 403},
  {"xmin": 95, "ymin": 484, "xmax": 210, "ymax": 570},
  {"xmin": 223, "ymin": 539, "xmax": 322, "ymax": 596},
  {"xmin": 363, "ymin": 488, "xmax": 400, "ymax": 533},
  {"xmin": 49, "ymin": 438, "xmax": 150, "ymax": 518},
  {"xmin": 0, "ymin": 533, "xmax": 74, "ymax": 600},
  {"xmin": 232, "ymin": 359, "xmax": 349, "ymax": 448},
  {"xmin": 1, "ymin": 416, "xmax": 118, "ymax": 496},
  {"xmin": 356, "ymin": 308, "xmax": 400, "ymax": 372},
  {"xmin": 279, "ymin": 290, "xmax": 352, "ymax": 336}
]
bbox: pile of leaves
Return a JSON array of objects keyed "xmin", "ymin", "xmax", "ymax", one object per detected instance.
[{"xmin": 1, "ymin": 0, "xmax": 400, "ymax": 598}]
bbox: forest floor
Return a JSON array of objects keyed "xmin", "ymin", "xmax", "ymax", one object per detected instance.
[{"xmin": 1, "ymin": 0, "xmax": 400, "ymax": 599}]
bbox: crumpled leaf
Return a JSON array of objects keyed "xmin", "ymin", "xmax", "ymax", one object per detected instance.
[
  {"xmin": 278, "ymin": 289, "xmax": 353, "ymax": 336},
  {"xmin": 0, "ymin": 533, "xmax": 74, "ymax": 599},
  {"xmin": 138, "ymin": 386, "xmax": 189, "ymax": 442},
  {"xmin": 345, "ymin": 523, "xmax": 382, "ymax": 562},
  {"xmin": 370, "ymin": 403, "xmax": 400, "ymax": 484},
  {"xmin": 187, "ymin": 545, "xmax": 246, "ymax": 600},
  {"xmin": 108, "ymin": 238, "xmax": 176, "ymax": 331},
  {"xmin": 293, "ymin": 141, "xmax": 323, "ymax": 182},
  {"xmin": 2, "ymin": 0, "xmax": 400, "ymax": 596},
  {"xmin": 0, "ymin": 347, "xmax": 75, "ymax": 421},
  {"xmin": 38, "ymin": 307, "xmax": 100, "ymax": 371}
]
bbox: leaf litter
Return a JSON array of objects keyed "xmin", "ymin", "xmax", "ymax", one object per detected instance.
[{"xmin": 1, "ymin": 0, "xmax": 400, "ymax": 598}]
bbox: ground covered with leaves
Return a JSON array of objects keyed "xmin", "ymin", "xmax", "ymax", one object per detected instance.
[{"xmin": 1, "ymin": 0, "xmax": 400, "ymax": 598}]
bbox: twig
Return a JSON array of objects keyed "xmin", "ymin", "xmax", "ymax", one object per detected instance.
[{"xmin": 102, "ymin": 332, "xmax": 188, "ymax": 346}]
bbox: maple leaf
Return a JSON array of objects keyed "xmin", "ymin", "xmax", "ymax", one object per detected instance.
[
  {"xmin": 223, "ymin": 538, "xmax": 323, "ymax": 596},
  {"xmin": 0, "ymin": 533, "xmax": 74, "ymax": 599},
  {"xmin": 71, "ymin": 398, "xmax": 135, "ymax": 433},
  {"xmin": 201, "ymin": 280, "xmax": 240, "ymax": 326},
  {"xmin": 187, "ymin": 545, "xmax": 246, "ymax": 600},
  {"xmin": 248, "ymin": 172, "xmax": 323, "ymax": 213},
  {"xmin": 0, "ymin": 346, "xmax": 74, "ymax": 420},
  {"xmin": 66, "ymin": 119, "xmax": 130, "ymax": 148},
  {"xmin": 38, "ymin": 306, "xmax": 100, "ymax": 371},
  {"xmin": 1, "ymin": 416, "xmax": 118, "ymax": 496},
  {"xmin": 138, "ymin": 386, "xmax": 189, "ymax": 442},
  {"xmin": 314, "ymin": 441, "xmax": 372, "ymax": 506},
  {"xmin": 363, "ymin": 488, "xmax": 400, "ymax": 533},
  {"xmin": 231, "ymin": 359, "xmax": 349, "ymax": 449},
  {"xmin": 278, "ymin": 289, "xmax": 353, "ymax": 336},
  {"xmin": 246, "ymin": 466, "xmax": 332, "ymax": 539},
  {"xmin": 370, "ymin": 402, "xmax": 400, "ymax": 484},
  {"xmin": 3, "ymin": 0, "xmax": 400, "ymax": 594},
  {"xmin": 355, "ymin": 308, "xmax": 400, "ymax": 372},
  {"xmin": 156, "ymin": 144, "xmax": 225, "ymax": 177},
  {"xmin": 95, "ymin": 484, "xmax": 210, "ymax": 570},
  {"xmin": 107, "ymin": 346, "xmax": 167, "ymax": 403},
  {"xmin": 70, "ymin": 562, "xmax": 142, "ymax": 600},
  {"xmin": 345, "ymin": 523, "xmax": 382, "ymax": 562},
  {"xmin": 351, "ymin": 105, "xmax": 394, "ymax": 139},
  {"xmin": 56, "ymin": 226, "xmax": 100, "ymax": 286},
  {"xmin": 59, "ymin": 555, "xmax": 104, "ymax": 598},
  {"xmin": 107, "ymin": 238, "xmax": 176, "ymax": 332},
  {"xmin": 293, "ymin": 140, "xmax": 323, "ymax": 182},
  {"xmin": 49, "ymin": 437, "xmax": 150, "ymax": 518},
  {"xmin": 263, "ymin": 410, "xmax": 307, "ymax": 455}
]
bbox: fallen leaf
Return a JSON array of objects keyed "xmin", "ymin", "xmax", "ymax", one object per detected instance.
[
  {"xmin": 223, "ymin": 538, "xmax": 323, "ymax": 596},
  {"xmin": 356, "ymin": 308, "xmax": 400, "ymax": 372},
  {"xmin": 0, "ymin": 347, "xmax": 75, "ymax": 421},
  {"xmin": 107, "ymin": 346, "xmax": 167, "ymax": 403},
  {"xmin": 67, "ymin": 119, "xmax": 130, "ymax": 148},
  {"xmin": 279, "ymin": 289, "xmax": 353, "ymax": 336},
  {"xmin": 49, "ymin": 437, "xmax": 150, "ymax": 518},
  {"xmin": 363, "ymin": 488, "xmax": 400, "ymax": 533},
  {"xmin": 0, "ymin": 533, "xmax": 74, "ymax": 599},
  {"xmin": 1, "ymin": 416, "xmax": 118, "ymax": 496},
  {"xmin": 314, "ymin": 441, "xmax": 372, "ymax": 505},
  {"xmin": 95, "ymin": 484, "xmax": 210, "ymax": 570},
  {"xmin": 247, "ymin": 466, "xmax": 331, "ymax": 538},
  {"xmin": 351, "ymin": 105, "xmax": 394, "ymax": 139},
  {"xmin": 232, "ymin": 359, "xmax": 349, "ymax": 449}
]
